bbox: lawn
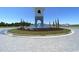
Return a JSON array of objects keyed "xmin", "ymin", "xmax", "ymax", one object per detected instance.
[{"xmin": 9, "ymin": 28, "xmax": 71, "ymax": 36}]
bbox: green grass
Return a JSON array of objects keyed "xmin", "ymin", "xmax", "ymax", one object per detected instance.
[
  {"xmin": 9, "ymin": 28, "xmax": 71, "ymax": 36},
  {"xmin": 0, "ymin": 26, "xmax": 16, "ymax": 28},
  {"xmin": 70, "ymin": 25, "xmax": 79, "ymax": 27},
  {"xmin": 70, "ymin": 25, "xmax": 79, "ymax": 28}
]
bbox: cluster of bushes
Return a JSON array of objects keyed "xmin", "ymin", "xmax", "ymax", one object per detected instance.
[{"xmin": 0, "ymin": 21, "xmax": 31, "ymax": 27}]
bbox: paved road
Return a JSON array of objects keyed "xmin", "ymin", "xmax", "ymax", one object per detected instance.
[{"xmin": 0, "ymin": 27, "xmax": 79, "ymax": 52}]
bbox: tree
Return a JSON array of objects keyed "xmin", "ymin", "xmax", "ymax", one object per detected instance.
[
  {"xmin": 54, "ymin": 18, "xmax": 60, "ymax": 28},
  {"xmin": 49, "ymin": 21, "xmax": 51, "ymax": 27},
  {"xmin": 55, "ymin": 19, "xmax": 57, "ymax": 28},
  {"xmin": 53, "ymin": 20, "xmax": 55, "ymax": 28},
  {"xmin": 0, "ymin": 22, "xmax": 5, "ymax": 26},
  {"xmin": 57, "ymin": 18, "xmax": 60, "ymax": 28},
  {"xmin": 0, "ymin": 19, "xmax": 32, "ymax": 27}
]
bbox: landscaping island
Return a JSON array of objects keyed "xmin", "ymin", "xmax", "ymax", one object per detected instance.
[{"xmin": 9, "ymin": 28, "xmax": 71, "ymax": 36}]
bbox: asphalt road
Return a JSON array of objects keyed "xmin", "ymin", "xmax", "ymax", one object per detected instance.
[{"xmin": 0, "ymin": 27, "xmax": 79, "ymax": 52}]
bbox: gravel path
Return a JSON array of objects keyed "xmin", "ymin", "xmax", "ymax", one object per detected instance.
[{"xmin": 0, "ymin": 27, "xmax": 79, "ymax": 52}]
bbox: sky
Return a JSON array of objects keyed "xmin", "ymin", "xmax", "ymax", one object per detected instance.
[{"xmin": 0, "ymin": 7, "xmax": 79, "ymax": 24}]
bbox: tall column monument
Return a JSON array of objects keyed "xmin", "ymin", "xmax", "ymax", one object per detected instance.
[{"xmin": 35, "ymin": 7, "xmax": 44, "ymax": 28}]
